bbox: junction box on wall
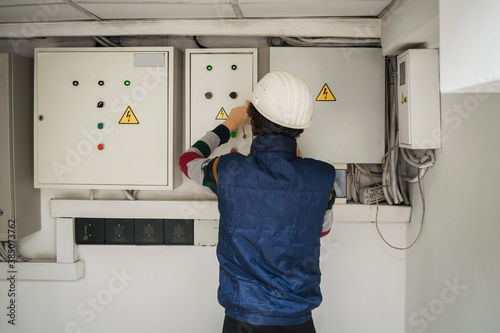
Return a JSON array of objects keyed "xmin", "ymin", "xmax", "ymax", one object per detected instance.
[
  {"xmin": 34, "ymin": 47, "xmax": 183, "ymax": 190},
  {"xmin": 397, "ymin": 49, "xmax": 441, "ymax": 149},
  {"xmin": 185, "ymin": 48, "xmax": 258, "ymax": 157}
]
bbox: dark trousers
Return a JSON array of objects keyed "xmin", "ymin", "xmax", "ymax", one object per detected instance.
[{"xmin": 222, "ymin": 315, "xmax": 316, "ymax": 333}]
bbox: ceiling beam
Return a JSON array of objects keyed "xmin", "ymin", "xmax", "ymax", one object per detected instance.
[{"xmin": 0, "ymin": 18, "xmax": 381, "ymax": 39}]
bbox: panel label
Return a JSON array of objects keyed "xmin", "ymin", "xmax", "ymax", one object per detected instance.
[
  {"xmin": 215, "ymin": 107, "xmax": 229, "ymax": 120},
  {"xmin": 118, "ymin": 106, "xmax": 140, "ymax": 124},
  {"xmin": 315, "ymin": 83, "xmax": 337, "ymax": 102}
]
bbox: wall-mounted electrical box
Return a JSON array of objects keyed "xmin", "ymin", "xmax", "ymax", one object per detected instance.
[
  {"xmin": 0, "ymin": 54, "xmax": 41, "ymax": 241},
  {"xmin": 185, "ymin": 48, "xmax": 257, "ymax": 156},
  {"xmin": 397, "ymin": 49, "xmax": 441, "ymax": 149},
  {"xmin": 34, "ymin": 47, "xmax": 183, "ymax": 190},
  {"xmin": 270, "ymin": 47, "xmax": 385, "ymax": 164}
]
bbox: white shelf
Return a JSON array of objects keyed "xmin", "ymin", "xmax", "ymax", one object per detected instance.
[
  {"xmin": 0, "ymin": 260, "xmax": 84, "ymax": 281},
  {"xmin": 51, "ymin": 199, "xmax": 411, "ymax": 223}
]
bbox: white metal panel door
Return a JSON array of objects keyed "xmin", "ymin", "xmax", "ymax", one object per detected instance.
[
  {"xmin": 36, "ymin": 50, "xmax": 169, "ymax": 187},
  {"xmin": 270, "ymin": 47, "xmax": 386, "ymax": 164}
]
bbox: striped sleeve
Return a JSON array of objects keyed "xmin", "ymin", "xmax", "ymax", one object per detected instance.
[
  {"xmin": 321, "ymin": 186, "xmax": 336, "ymax": 237},
  {"xmin": 179, "ymin": 124, "xmax": 230, "ymax": 193}
]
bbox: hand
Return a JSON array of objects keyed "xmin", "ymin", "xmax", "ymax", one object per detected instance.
[{"xmin": 223, "ymin": 100, "xmax": 250, "ymax": 131}]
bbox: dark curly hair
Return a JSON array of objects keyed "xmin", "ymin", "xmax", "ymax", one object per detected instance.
[{"xmin": 247, "ymin": 103, "xmax": 304, "ymax": 139}]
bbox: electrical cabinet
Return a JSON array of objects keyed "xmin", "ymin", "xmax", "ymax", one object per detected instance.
[
  {"xmin": 34, "ymin": 47, "xmax": 183, "ymax": 189},
  {"xmin": 270, "ymin": 47, "xmax": 385, "ymax": 164},
  {"xmin": 185, "ymin": 48, "xmax": 257, "ymax": 156},
  {"xmin": 0, "ymin": 54, "xmax": 41, "ymax": 241},
  {"xmin": 397, "ymin": 49, "xmax": 441, "ymax": 149}
]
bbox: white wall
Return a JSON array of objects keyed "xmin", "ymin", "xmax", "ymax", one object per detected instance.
[
  {"xmin": 381, "ymin": 0, "xmax": 439, "ymax": 55},
  {"xmin": 440, "ymin": 0, "xmax": 500, "ymax": 93},
  {"xmin": 0, "ymin": 188, "xmax": 407, "ymax": 333},
  {"xmin": 404, "ymin": 93, "xmax": 500, "ymax": 332}
]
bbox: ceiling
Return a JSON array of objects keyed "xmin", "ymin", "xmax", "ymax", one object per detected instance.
[{"xmin": 0, "ymin": 0, "xmax": 393, "ymax": 23}]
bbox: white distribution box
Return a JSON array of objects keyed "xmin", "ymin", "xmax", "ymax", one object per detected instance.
[
  {"xmin": 185, "ymin": 48, "xmax": 257, "ymax": 156},
  {"xmin": 34, "ymin": 47, "xmax": 183, "ymax": 190},
  {"xmin": 270, "ymin": 47, "xmax": 386, "ymax": 164},
  {"xmin": 397, "ymin": 49, "xmax": 441, "ymax": 149}
]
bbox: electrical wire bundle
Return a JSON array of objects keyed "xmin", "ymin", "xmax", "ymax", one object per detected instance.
[
  {"xmin": 0, "ymin": 241, "xmax": 29, "ymax": 262},
  {"xmin": 349, "ymin": 57, "xmax": 436, "ymax": 250}
]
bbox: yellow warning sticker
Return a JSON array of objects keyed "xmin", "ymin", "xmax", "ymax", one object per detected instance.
[
  {"xmin": 118, "ymin": 106, "xmax": 140, "ymax": 124},
  {"xmin": 316, "ymin": 83, "xmax": 337, "ymax": 102},
  {"xmin": 216, "ymin": 107, "xmax": 229, "ymax": 120},
  {"xmin": 401, "ymin": 93, "xmax": 405, "ymax": 104}
]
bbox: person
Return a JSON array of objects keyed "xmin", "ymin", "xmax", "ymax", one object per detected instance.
[{"xmin": 179, "ymin": 71, "xmax": 336, "ymax": 333}]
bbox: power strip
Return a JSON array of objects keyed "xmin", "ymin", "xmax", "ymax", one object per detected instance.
[{"xmin": 359, "ymin": 186, "xmax": 386, "ymax": 205}]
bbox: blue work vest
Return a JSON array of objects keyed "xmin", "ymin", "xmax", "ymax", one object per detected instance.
[{"xmin": 215, "ymin": 135, "xmax": 336, "ymax": 326}]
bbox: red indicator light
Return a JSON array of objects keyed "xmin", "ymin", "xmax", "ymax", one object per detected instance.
[{"xmin": 98, "ymin": 144, "xmax": 105, "ymax": 151}]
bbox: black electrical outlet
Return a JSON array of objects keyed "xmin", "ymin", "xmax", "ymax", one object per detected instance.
[
  {"xmin": 135, "ymin": 219, "xmax": 164, "ymax": 245},
  {"xmin": 105, "ymin": 219, "xmax": 134, "ymax": 244},
  {"xmin": 75, "ymin": 218, "xmax": 105, "ymax": 244},
  {"xmin": 164, "ymin": 219, "xmax": 194, "ymax": 245}
]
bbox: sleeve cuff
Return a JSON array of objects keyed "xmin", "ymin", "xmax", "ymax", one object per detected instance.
[{"xmin": 212, "ymin": 124, "xmax": 231, "ymax": 145}]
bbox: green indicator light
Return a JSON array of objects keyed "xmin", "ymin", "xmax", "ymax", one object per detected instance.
[
  {"xmin": 206, "ymin": 65, "xmax": 212, "ymax": 71},
  {"xmin": 124, "ymin": 80, "xmax": 131, "ymax": 86},
  {"xmin": 231, "ymin": 65, "xmax": 237, "ymax": 70},
  {"xmin": 97, "ymin": 123, "xmax": 104, "ymax": 130},
  {"xmin": 231, "ymin": 131, "xmax": 237, "ymax": 138},
  {"xmin": 72, "ymin": 81, "xmax": 79, "ymax": 86},
  {"xmin": 98, "ymin": 80, "xmax": 104, "ymax": 86}
]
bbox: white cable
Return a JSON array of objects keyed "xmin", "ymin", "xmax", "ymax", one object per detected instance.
[
  {"xmin": 394, "ymin": 136, "xmax": 404, "ymax": 203},
  {"xmin": 122, "ymin": 190, "xmax": 136, "ymax": 201},
  {"xmin": 382, "ymin": 158, "xmax": 393, "ymax": 205},
  {"xmin": 427, "ymin": 149, "xmax": 436, "ymax": 164},
  {"xmin": 0, "ymin": 242, "xmax": 8, "ymax": 261},
  {"xmin": 401, "ymin": 149, "xmax": 436, "ymax": 169},
  {"xmin": 390, "ymin": 77, "xmax": 403, "ymax": 204},
  {"xmin": 282, "ymin": 37, "xmax": 379, "ymax": 47},
  {"xmin": 100, "ymin": 36, "xmax": 121, "ymax": 47},
  {"xmin": 90, "ymin": 189, "xmax": 96, "ymax": 200},
  {"xmin": 354, "ymin": 164, "xmax": 383, "ymax": 177},
  {"xmin": 92, "ymin": 36, "xmax": 109, "ymax": 47},
  {"xmin": 351, "ymin": 165, "xmax": 358, "ymax": 202},
  {"xmin": 405, "ymin": 168, "xmax": 428, "ymax": 183},
  {"xmin": 398, "ymin": 157, "xmax": 410, "ymax": 205},
  {"xmin": 355, "ymin": 168, "xmax": 361, "ymax": 198},
  {"xmin": 404, "ymin": 148, "xmax": 421, "ymax": 164}
]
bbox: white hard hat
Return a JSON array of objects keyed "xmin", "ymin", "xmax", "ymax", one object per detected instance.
[{"xmin": 251, "ymin": 71, "xmax": 313, "ymax": 129}]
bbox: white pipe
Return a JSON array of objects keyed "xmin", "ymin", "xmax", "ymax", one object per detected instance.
[
  {"xmin": 404, "ymin": 168, "xmax": 428, "ymax": 183},
  {"xmin": 122, "ymin": 190, "xmax": 136, "ymax": 201}
]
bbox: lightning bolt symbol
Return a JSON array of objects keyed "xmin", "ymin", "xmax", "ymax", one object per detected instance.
[
  {"xmin": 323, "ymin": 87, "xmax": 328, "ymax": 100},
  {"xmin": 126, "ymin": 110, "xmax": 131, "ymax": 122}
]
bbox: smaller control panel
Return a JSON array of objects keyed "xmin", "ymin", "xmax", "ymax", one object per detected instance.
[{"xmin": 186, "ymin": 49, "xmax": 257, "ymax": 157}]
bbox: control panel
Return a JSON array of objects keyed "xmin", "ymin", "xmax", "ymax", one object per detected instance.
[
  {"xmin": 34, "ymin": 47, "xmax": 183, "ymax": 190},
  {"xmin": 185, "ymin": 48, "xmax": 257, "ymax": 157},
  {"xmin": 270, "ymin": 47, "xmax": 385, "ymax": 164}
]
